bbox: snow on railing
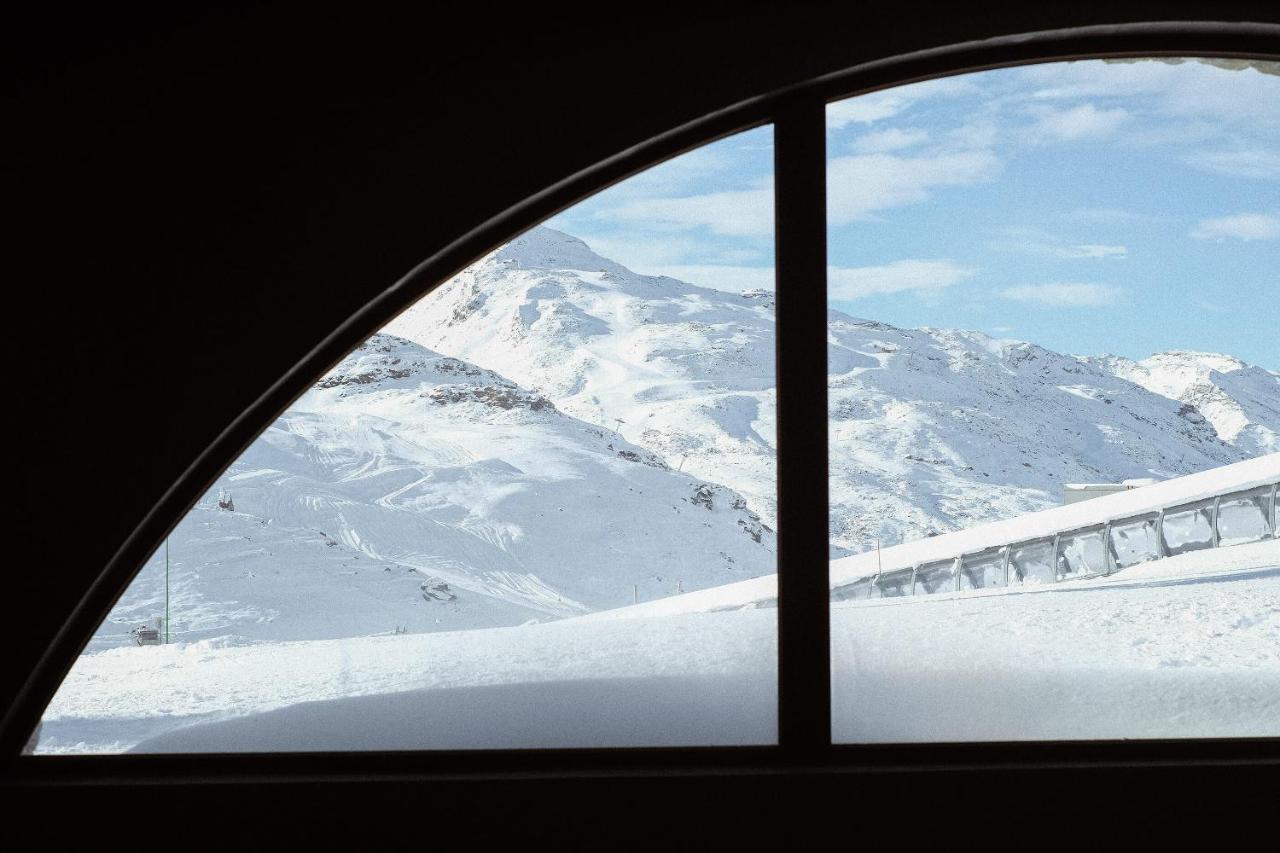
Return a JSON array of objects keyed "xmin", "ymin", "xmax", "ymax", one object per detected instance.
[
  {"xmin": 834, "ymin": 454, "xmax": 1279, "ymax": 601},
  {"xmin": 585, "ymin": 453, "xmax": 1280, "ymax": 619}
]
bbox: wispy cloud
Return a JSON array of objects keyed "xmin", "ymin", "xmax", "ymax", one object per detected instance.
[
  {"xmin": 1024, "ymin": 58, "xmax": 1280, "ymax": 128},
  {"xmin": 1184, "ymin": 147, "xmax": 1280, "ymax": 179},
  {"xmin": 1190, "ymin": 213, "xmax": 1280, "ymax": 241},
  {"xmin": 826, "ymin": 76, "xmax": 982, "ymax": 129},
  {"xmin": 1031, "ymin": 103, "xmax": 1129, "ymax": 141},
  {"xmin": 990, "ymin": 227, "xmax": 1126, "ymax": 259},
  {"xmin": 827, "ymin": 96, "xmax": 907, "ymax": 128},
  {"xmin": 1066, "ymin": 244, "xmax": 1128, "ymax": 259},
  {"xmin": 997, "ymin": 283, "xmax": 1122, "ymax": 307},
  {"xmin": 1061, "ymin": 207, "xmax": 1170, "ymax": 226},
  {"xmin": 829, "ymin": 260, "xmax": 974, "ymax": 300},
  {"xmin": 827, "ymin": 150, "xmax": 1000, "ymax": 224},
  {"xmin": 595, "ymin": 182, "xmax": 773, "ymax": 237},
  {"xmin": 851, "ymin": 128, "xmax": 929, "ymax": 154},
  {"xmin": 614, "ymin": 146, "xmax": 1001, "ymax": 236}
]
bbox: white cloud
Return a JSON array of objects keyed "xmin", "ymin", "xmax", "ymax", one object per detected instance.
[
  {"xmin": 1184, "ymin": 147, "xmax": 1280, "ymax": 180},
  {"xmin": 827, "ymin": 96, "xmax": 904, "ymax": 128},
  {"xmin": 997, "ymin": 283, "xmax": 1122, "ymax": 307},
  {"xmin": 1065, "ymin": 244, "xmax": 1127, "ymax": 259},
  {"xmin": 852, "ymin": 128, "xmax": 929, "ymax": 154},
  {"xmin": 1032, "ymin": 103, "xmax": 1129, "ymax": 141},
  {"xmin": 1024, "ymin": 58, "xmax": 1280, "ymax": 128},
  {"xmin": 654, "ymin": 259, "xmax": 976, "ymax": 299},
  {"xmin": 603, "ymin": 145, "xmax": 1001, "ymax": 236},
  {"xmin": 829, "ymin": 260, "xmax": 974, "ymax": 300},
  {"xmin": 989, "ymin": 227, "xmax": 1127, "ymax": 259},
  {"xmin": 827, "ymin": 150, "xmax": 1000, "ymax": 224},
  {"xmin": 945, "ymin": 122, "xmax": 998, "ymax": 150},
  {"xmin": 1061, "ymin": 208, "xmax": 1169, "ymax": 226},
  {"xmin": 596, "ymin": 184, "xmax": 773, "ymax": 237},
  {"xmin": 826, "ymin": 76, "xmax": 982, "ymax": 129},
  {"xmin": 1190, "ymin": 213, "xmax": 1280, "ymax": 241}
]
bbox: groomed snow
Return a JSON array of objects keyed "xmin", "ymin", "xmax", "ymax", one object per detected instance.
[
  {"xmin": 833, "ymin": 540, "xmax": 1280, "ymax": 742},
  {"xmin": 35, "ymin": 541, "xmax": 1280, "ymax": 753}
]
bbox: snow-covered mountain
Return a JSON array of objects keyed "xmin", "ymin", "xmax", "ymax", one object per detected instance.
[
  {"xmin": 826, "ymin": 317, "xmax": 1251, "ymax": 551},
  {"xmin": 1085, "ymin": 351, "xmax": 1280, "ymax": 457},
  {"xmin": 387, "ymin": 226, "xmax": 1272, "ymax": 554},
  {"xmin": 386, "ymin": 227, "xmax": 779, "ymax": 526},
  {"xmin": 94, "ymin": 334, "xmax": 775, "ymax": 648},
  {"xmin": 96, "ymin": 226, "xmax": 1276, "ymax": 645}
]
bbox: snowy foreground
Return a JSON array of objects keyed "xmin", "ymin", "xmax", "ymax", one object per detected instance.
[{"xmin": 37, "ymin": 540, "xmax": 1280, "ymax": 753}]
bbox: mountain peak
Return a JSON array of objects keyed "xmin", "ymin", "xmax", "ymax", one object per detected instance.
[
  {"xmin": 490, "ymin": 226, "xmax": 623, "ymax": 274},
  {"xmin": 1141, "ymin": 350, "xmax": 1251, "ymax": 375}
]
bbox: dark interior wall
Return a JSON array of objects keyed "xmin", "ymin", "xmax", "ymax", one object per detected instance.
[{"xmin": 6, "ymin": 1, "xmax": 1278, "ymax": 762}]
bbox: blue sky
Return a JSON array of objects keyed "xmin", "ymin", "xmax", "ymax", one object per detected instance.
[{"xmin": 547, "ymin": 58, "xmax": 1279, "ymax": 368}]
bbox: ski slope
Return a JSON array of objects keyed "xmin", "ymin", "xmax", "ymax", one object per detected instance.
[{"xmin": 87, "ymin": 334, "xmax": 776, "ymax": 650}]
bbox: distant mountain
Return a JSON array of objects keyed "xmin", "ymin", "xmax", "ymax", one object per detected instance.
[
  {"xmin": 1086, "ymin": 351, "xmax": 1280, "ymax": 456},
  {"xmin": 388, "ymin": 226, "xmax": 1266, "ymax": 554},
  {"xmin": 826, "ymin": 317, "xmax": 1244, "ymax": 551}
]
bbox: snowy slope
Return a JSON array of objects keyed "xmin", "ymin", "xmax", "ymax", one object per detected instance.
[
  {"xmin": 385, "ymin": 227, "xmax": 779, "ymax": 526},
  {"xmin": 94, "ymin": 334, "xmax": 776, "ymax": 647},
  {"xmin": 827, "ymin": 315, "xmax": 1246, "ymax": 551},
  {"xmin": 1088, "ymin": 350, "xmax": 1280, "ymax": 456}
]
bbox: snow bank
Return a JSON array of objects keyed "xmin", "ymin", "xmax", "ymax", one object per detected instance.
[
  {"xmin": 130, "ymin": 673, "xmax": 776, "ymax": 752},
  {"xmin": 36, "ymin": 543, "xmax": 1280, "ymax": 753}
]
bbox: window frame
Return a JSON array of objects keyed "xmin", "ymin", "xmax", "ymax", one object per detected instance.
[{"xmin": 7, "ymin": 20, "xmax": 1280, "ymax": 781}]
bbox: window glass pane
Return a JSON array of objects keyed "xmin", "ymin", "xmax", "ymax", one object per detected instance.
[
  {"xmin": 1216, "ymin": 487, "xmax": 1272, "ymax": 545},
  {"xmin": 37, "ymin": 126, "xmax": 777, "ymax": 753},
  {"xmin": 960, "ymin": 548, "xmax": 1006, "ymax": 590},
  {"xmin": 1109, "ymin": 514, "xmax": 1161, "ymax": 568},
  {"xmin": 828, "ymin": 58, "xmax": 1280, "ymax": 742},
  {"xmin": 1161, "ymin": 499, "xmax": 1216, "ymax": 555},
  {"xmin": 1057, "ymin": 526, "xmax": 1109, "ymax": 579}
]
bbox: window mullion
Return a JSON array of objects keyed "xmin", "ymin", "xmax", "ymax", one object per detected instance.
[{"xmin": 773, "ymin": 97, "xmax": 830, "ymax": 755}]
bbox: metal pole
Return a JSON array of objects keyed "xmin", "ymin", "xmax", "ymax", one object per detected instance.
[
  {"xmin": 1264, "ymin": 481, "xmax": 1274, "ymax": 535},
  {"xmin": 1000, "ymin": 546, "xmax": 1010, "ymax": 587},
  {"xmin": 953, "ymin": 556, "xmax": 961, "ymax": 592},
  {"xmin": 1102, "ymin": 522, "xmax": 1115, "ymax": 576},
  {"xmin": 1210, "ymin": 496, "xmax": 1222, "ymax": 548},
  {"xmin": 1050, "ymin": 534, "xmax": 1061, "ymax": 582},
  {"xmin": 164, "ymin": 537, "xmax": 170, "ymax": 644},
  {"xmin": 1154, "ymin": 509, "xmax": 1167, "ymax": 558}
]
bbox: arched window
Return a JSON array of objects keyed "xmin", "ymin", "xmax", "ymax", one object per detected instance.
[{"xmin": 17, "ymin": 27, "xmax": 1280, "ymax": 772}]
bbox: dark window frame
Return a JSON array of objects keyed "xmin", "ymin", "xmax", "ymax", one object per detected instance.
[{"xmin": 6, "ymin": 21, "xmax": 1280, "ymax": 784}]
